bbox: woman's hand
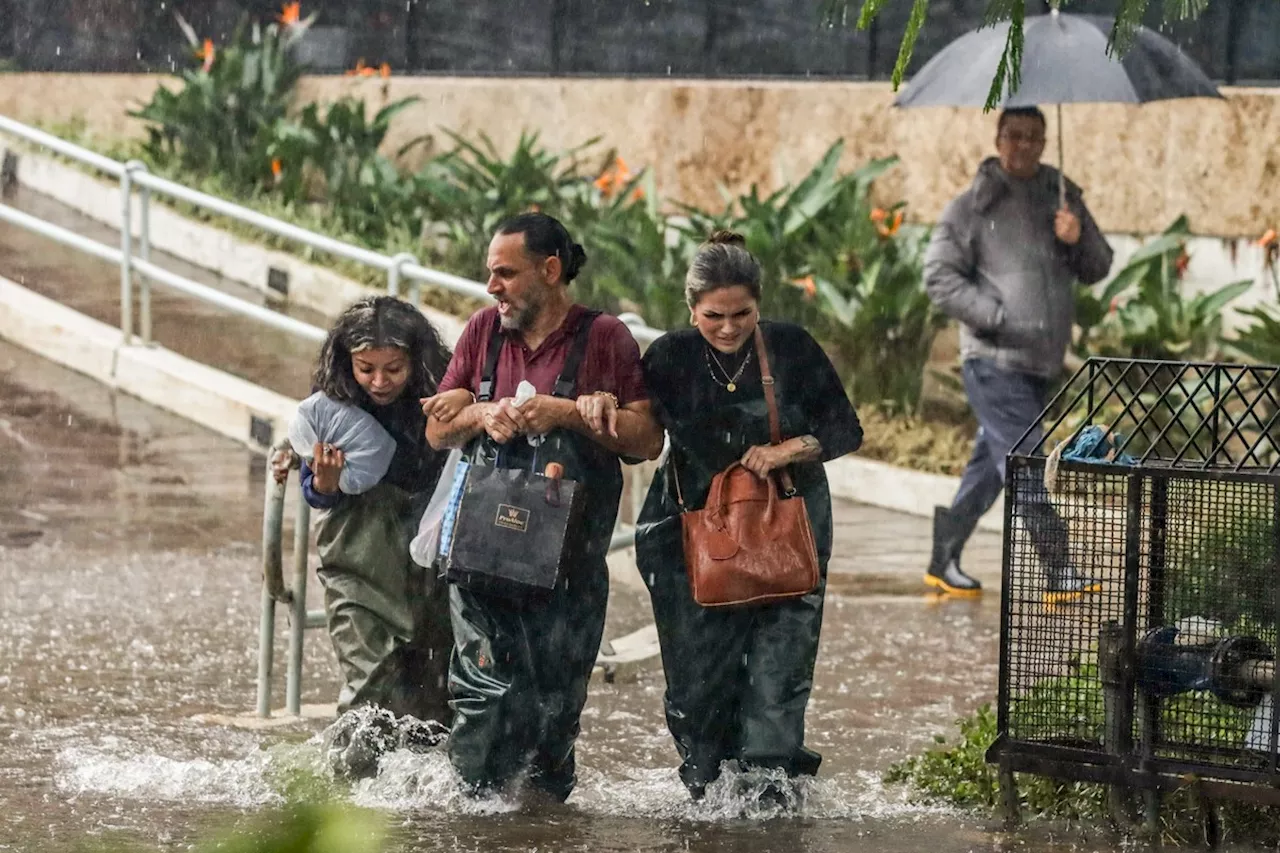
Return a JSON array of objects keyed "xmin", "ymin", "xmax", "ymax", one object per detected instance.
[
  {"xmin": 421, "ymin": 389, "xmax": 474, "ymax": 423},
  {"xmin": 311, "ymin": 441, "xmax": 345, "ymax": 494},
  {"xmin": 576, "ymin": 391, "xmax": 619, "ymax": 438},
  {"xmin": 739, "ymin": 444, "xmax": 793, "ymax": 479},
  {"xmin": 269, "ymin": 445, "xmax": 297, "ymax": 485}
]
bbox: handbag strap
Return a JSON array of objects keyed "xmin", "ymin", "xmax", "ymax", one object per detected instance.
[
  {"xmin": 671, "ymin": 325, "xmax": 794, "ymax": 509},
  {"xmin": 752, "ymin": 326, "xmax": 796, "ymax": 497}
]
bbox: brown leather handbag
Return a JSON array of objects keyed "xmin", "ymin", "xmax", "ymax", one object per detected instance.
[{"xmin": 674, "ymin": 327, "xmax": 821, "ymax": 608}]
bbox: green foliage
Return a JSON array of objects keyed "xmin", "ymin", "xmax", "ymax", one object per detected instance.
[
  {"xmin": 131, "ymin": 11, "xmax": 312, "ymax": 194},
  {"xmin": 681, "ymin": 142, "xmax": 943, "ymax": 412},
  {"xmin": 284, "ymin": 96, "xmax": 428, "ymax": 243},
  {"xmin": 191, "ymin": 804, "xmax": 384, "ymax": 853},
  {"xmin": 888, "ymin": 700, "xmax": 1280, "ymax": 843},
  {"xmin": 1076, "ymin": 216, "xmax": 1252, "ymax": 361},
  {"xmin": 1165, "ymin": 494, "xmax": 1279, "ymax": 627},
  {"xmin": 1230, "ymin": 305, "xmax": 1280, "ymax": 365}
]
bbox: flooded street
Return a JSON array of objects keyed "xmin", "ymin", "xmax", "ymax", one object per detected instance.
[
  {"xmin": 0, "ymin": 190, "xmax": 1148, "ymax": 852},
  {"xmin": 0, "ymin": 340, "xmax": 1143, "ymax": 853}
]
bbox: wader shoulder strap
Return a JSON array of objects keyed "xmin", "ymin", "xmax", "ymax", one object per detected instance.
[
  {"xmin": 552, "ymin": 310, "xmax": 602, "ymax": 399},
  {"xmin": 476, "ymin": 314, "xmax": 504, "ymax": 402}
]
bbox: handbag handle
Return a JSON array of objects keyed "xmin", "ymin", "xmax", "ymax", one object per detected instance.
[
  {"xmin": 752, "ymin": 326, "xmax": 796, "ymax": 497},
  {"xmin": 671, "ymin": 326, "xmax": 795, "ymax": 510},
  {"xmin": 706, "ymin": 462, "xmax": 778, "ymax": 529}
]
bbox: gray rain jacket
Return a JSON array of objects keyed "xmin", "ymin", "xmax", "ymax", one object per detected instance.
[{"xmin": 924, "ymin": 157, "xmax": 1114, "ymax": 379}]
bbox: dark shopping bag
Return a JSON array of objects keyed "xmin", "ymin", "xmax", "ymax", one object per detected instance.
[{"xmin": 443, "ymin": 455, "xmax": 585, "ymax": 602}]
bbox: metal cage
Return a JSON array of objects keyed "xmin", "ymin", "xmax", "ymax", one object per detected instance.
[{"xmin": 987, "ymin": 358, "xmax": 1280, "ymax": 830}]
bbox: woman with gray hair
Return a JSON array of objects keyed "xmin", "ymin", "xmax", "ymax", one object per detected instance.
[{"xmin": 635, "ymin": 231, "xmax": 863, "ymax": 805}]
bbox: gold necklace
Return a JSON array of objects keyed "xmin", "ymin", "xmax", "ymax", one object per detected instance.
[{"xmin": 705, "ymin": 347, "xmax": 752, "ymax": 393}]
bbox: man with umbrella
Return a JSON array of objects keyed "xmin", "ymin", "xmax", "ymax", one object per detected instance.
[
  {"xmin": 922, "ymin": 104, "xmax": 1112, "ymax": 598},
  {"xmin": 903, "ymin": 8, "xmax": 1222, "ymax": 599}
]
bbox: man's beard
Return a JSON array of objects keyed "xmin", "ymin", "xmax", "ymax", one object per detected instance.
[{"xmin": 499, "ymin": 288, "xmax": 545, "ymax": 331}]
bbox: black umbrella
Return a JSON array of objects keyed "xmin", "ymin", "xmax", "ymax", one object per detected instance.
[{"xmin": 894, "ymin": 9, "xmax": 1223, "ymax": 204}]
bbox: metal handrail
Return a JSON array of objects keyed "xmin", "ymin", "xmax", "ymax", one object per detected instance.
[
  {"xmin": 0, "ymin": 114, "xmax": 662, "ymax": 718},
  {"xmin": 0, "ymin": 113, "xmax": 665, "ymax": 345}
]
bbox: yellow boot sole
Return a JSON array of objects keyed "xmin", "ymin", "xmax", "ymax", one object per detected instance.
[
  {"xmin": 1042, "ymin": 582, "xmax": 1104, "ymax": 607},
  {"xmin": 923, "ymin": 573, "xmax": 983, "ymax": 597}
]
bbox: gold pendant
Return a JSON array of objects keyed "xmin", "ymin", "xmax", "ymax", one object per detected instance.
[{"xmin": 727, "ymin": 382, "xmax": 737, "ymax": 392}]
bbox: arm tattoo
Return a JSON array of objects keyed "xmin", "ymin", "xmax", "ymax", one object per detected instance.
[{"xmin": 793, "ymin": 435, "xmax": 822, "ymax": 461}]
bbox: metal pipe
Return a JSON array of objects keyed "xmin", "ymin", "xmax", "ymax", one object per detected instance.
[
  {"xmin": 257, "ymin": 466, "xmax": 288, "ymax": 718},
  {"xmin": 0, "ymin": 114, "xmax": 125, "ymax": 177},
  {"xmin": 262, "ymin": 466, "xmax": 290, "ymax": 603},
  {"xmin": 131, "ymin": 161, "xmax": 153, "ymax": 346},
  {"xmin": 256, "ymin": 582, "xmax": 276, "ymax": 719},
  {"xmin": 131, "ymin": 170, "xmax": 394, "ymax": 271},
  {"xmin": 388, "ymin": 251, "xmax": 417, "ymax": 299},
  {"xmin": 132, "ymin": 258, "xmax": 328, "ymax": 343},
  {"xmin": 119, "ymin": 167, "xmax": 133, "ymax": 343},
  {"xmin": 0, "ymin": 114, "xmax": 668, "ymax": 351},
  {"xmin": 402, "ymin": 260, "xmax": 492, "ymax": 302},
  {"xmin": 0, "ymin": 202, "xmax": 122, "ymax": 263},
  {"xmin": 286, "ymin": 494, "xmax": 311, "ymax": 716}
]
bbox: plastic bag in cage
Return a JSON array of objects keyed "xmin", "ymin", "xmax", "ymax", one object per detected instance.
[
  {"xmin": 409, "ymin": 448, "xmax": 464, "ymax": 568},
  {"xmin": 287, "ymin": 392, "xmax": 396, "ymax": 495}
]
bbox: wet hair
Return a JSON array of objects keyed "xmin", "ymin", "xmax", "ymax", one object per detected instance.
[
  {"xmin": 313, "ymin": 295, "xmax": 453, "ymax": 405},
  {"xmin": 495, "ymin": 212, "xmax": 587, "ymax": 284},
  {"xmin": 684, "ymin": 230, "xmax": 762, "ymax": 308},
  {"xmin": 997, "ymin": 106, "xmax": 1046, "ymax": 136}
]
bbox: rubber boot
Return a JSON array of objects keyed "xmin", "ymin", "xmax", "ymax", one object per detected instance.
[
  {"xmin": 923, "ymin": 506, "xmax": 982, "ymax": 596},
  {"xmin": 1043, "ymin": 563, "xmax": 1103, "ymax": 605}
]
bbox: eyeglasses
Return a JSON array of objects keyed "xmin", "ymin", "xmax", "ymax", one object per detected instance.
[{"xmin": 1000, "ymin": 131, "xmax": 1045, "ymax": 145}]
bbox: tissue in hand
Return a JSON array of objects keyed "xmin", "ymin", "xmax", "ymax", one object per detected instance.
[{"xmin": 513, "ymin": 380, "xmax": 542, "ymax": 444}]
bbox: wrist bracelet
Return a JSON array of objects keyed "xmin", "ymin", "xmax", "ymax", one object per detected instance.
[{"xmin": 594, "ymin": 391, "xmax": 619, "ymax": 406}]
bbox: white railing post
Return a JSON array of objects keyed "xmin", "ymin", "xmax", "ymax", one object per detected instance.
[
  {"xmin": 126, "ymin": 160, "xmax": 153, "ymax": 345},
  {"xmin": 118, "ymin": 166, "xmax": 134, "ymax": 343},
  {"xmin": 387, "ymin": 251, "xmax": 416, "ymax": 300}
]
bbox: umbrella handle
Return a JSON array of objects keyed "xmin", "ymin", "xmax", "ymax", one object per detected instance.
[{"xmin": 1057, "ymin": 103, "xmax": 1065, "ymax": 209}]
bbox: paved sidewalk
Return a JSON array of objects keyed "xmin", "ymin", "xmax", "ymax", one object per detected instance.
[{"xmin": 827, "ymin": 498, "xmax": 1003, "ymax": 596}]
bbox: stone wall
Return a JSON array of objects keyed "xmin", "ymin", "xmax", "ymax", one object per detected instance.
[{"xmin": 0, "ymin": 73, "xmax": 1277, "ymax": 237}]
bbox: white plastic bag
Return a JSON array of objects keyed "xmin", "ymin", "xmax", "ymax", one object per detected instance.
[
  {"xmin": 287, "ymin": 392, "xmax": 397, "ymax": 495},
  {"xmin": 410, "ymin": 448, "xmax": 466, "ymax": 568}
]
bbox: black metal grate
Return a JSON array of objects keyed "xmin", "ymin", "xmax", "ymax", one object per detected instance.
[
  {"xmin": 1016, "ymin": 360, "xmax": 1280, "ymax": 476},
  {"xmin": 996, "ymin": 358, "xmax": 1280, "ymax": 795}
]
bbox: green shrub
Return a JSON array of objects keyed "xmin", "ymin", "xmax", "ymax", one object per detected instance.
[
  {"xmin": 131, "ymin": 11, "xmax": 313, "ymax": 194},
  {"xmin": 1076, "ymin": 216, "xmax": 1252, "ymax": 362}
]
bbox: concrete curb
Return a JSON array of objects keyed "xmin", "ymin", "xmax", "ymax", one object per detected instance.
[{"xmin": 4, "ymin": 146, "xmax": 1001, "ymax": 532}]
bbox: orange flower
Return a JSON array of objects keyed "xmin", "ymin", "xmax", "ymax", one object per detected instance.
[
  {"xmin": 1109, "ymin": 295, "xmax": 1122, "ymax": 315},
  {"xmin": 1260, "ymin": 228, "xmax": 1277, "ymax": 248},
  {"xmin": 277, "ymin": 2, "xmax": 301, "ymax": 26},
  {"xmin": 344, "ymin": 59, "xmax": 378, "ymax": 77},
  {"xmin": 198, "ymin": 38, "xmax": 215, "ymax": 72},
  {"xmin": 875, "ymin": 209, "xmax": 904, "ymax": 238},
  {"xmin": 1175, "ymin": 247, "xmax": 1190, "ymax": 279},
  {"xmin": 869, "ymin": 207, "xmax": 887, "ymax": 223},
  {"xmin": 379, "ymin": 62, "xmax": 391, "ymax": 78},
  {"xmin": 594, "ymin": 156, "xmax": 633, "ymax": 198},
  {"xmin": 271, "ymin": 159, "xmax": 283, "ymax": 180},
  {"xmin": 630, "ymin": 186, "xmax": 645, "ymax": 202},
  {"xmin": 790, "ymin": 275, "xmax": 817, "ymax": 300}
]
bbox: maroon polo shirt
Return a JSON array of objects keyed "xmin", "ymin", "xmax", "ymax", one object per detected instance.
[{"xmin": 438, "ymin": 304, "xmax": 648, "ymax": 405}]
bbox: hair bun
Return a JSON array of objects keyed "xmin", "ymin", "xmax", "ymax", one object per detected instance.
[
  {"xmin": 565, "ymin": 243, "xmax": 588, "ymax": 281},
  {"xmin": 707, "ymin": 229, "xmax": 747, "ymax": 248}
]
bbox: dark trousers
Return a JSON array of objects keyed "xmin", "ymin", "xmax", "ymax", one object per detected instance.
[
  {"xmin": 644, "ymin": 517, "xmax": 825, "ymax": 798},
  {"xmin": 949, "ymin": 359, "xmax": 1069, "ymax": 571},
  {"xmin": 446, "ymin": 560, "xmax": 609, "ymax": 802}
]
